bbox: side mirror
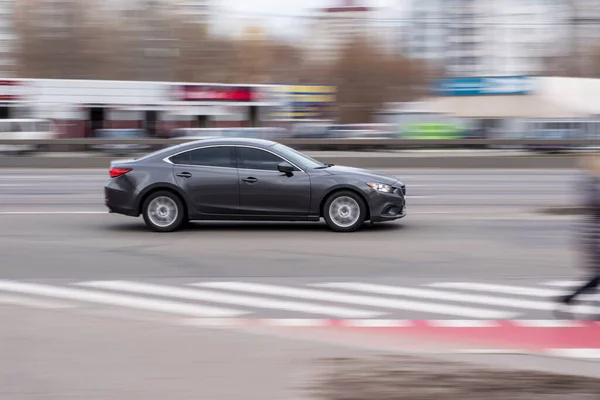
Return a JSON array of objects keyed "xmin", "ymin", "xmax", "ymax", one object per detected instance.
[{"xmin": 277, "ymin": 162, "xmax": 294, "ymax": 176}]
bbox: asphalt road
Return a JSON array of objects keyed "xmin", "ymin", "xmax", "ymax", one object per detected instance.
[
  {"xmin": 0, "ymin": 168, "xmax": 585, "ymax": 321},
  {"xmin": 0, "ymin": 168, "xmax": 577, "ymax": 212},
  {"xmin": 2, "ymin": 168, "xmax": 599, "ymax": 398}
]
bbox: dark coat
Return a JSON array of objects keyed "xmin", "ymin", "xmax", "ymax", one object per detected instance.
[{"xmin": 577, "ymin": 174, "xmax": 600, "ymax": 273}]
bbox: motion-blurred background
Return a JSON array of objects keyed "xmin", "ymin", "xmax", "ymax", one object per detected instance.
[{"xmin": 0, "ymin": 0, "xmax": 599, "ymax": 148}]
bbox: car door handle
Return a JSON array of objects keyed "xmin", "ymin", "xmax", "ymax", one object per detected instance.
[
  {"xmin": 176, "ymin": 172, "xmax": 192, "ymax": 178},
  {"xmin": 242, "ymin": 177, "xmax": 258, "ymax": 184}
]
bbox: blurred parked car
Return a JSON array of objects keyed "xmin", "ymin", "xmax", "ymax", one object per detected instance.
[
  {"xmin": 289, "ymin": 124, "xmax": 332, "ymax": 139},
  {"xmin": 524, "ymin": 127, "xmax": 578, "ymax": 153},
  {"xmin": 90, "ymin": 129, "xmax": 150, "ymax": 156},
  {"xmin": 0, "ymin": 119, "xmax": 57, "ymax": 155},
  {"xmin": 327, "ymin": 124, "xmax": 396, "ymax": 139}
]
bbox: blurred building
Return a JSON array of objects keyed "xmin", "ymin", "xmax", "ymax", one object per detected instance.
[
  {"xmin": 305, "ymin": 0, "xmax": 374, "ymax": 63},
  {"xmin": 570, "ymin": 0, "xmax": 600, "ymax": 46},
  {"xmin": 407, "ymin": 0, "xmax": 568, "ymax": 77},
  {"xmin": 99, "ymin": 0, "xmax": 211, "ymax": 23},
  {"xmin": 569, "ymin": 0, "xmax": 600, "ymax": 75},
  {"xmin": 406, "ymin": 0, "xmax": 446, "ymax": 62},
  {"xmin": 0, "ymin": 0, "xmax": 15, "ymax": 77},
  {"xmin": 0, "ymin": 78, "xmax": 286, "ymax": 137},
  {"xmin": 175, "ymin": 0, "xmax": 212, "ymax": 22}
]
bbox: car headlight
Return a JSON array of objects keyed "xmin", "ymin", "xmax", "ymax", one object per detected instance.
[{"xmin": 366, "ymin": 182, "xmax": 393, "ymax": 193}]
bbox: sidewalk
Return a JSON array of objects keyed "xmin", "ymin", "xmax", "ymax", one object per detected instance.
[{"xmin": 2, "ymin": 305, "xmax": 600, "ymax": 400}]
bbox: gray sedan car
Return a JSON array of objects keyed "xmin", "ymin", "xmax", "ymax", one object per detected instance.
[{"xmin": 105, "ymin": 138, "xmax": 406, "ymax": 232}]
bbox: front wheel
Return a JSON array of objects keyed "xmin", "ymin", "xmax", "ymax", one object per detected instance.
[
  {"xmin": 142, "ymin": 191, "xmax": 185, "ymax": 232},
  {"xmin": 323, "ymin": 191, "xmax": 366, "ymax": 232}
]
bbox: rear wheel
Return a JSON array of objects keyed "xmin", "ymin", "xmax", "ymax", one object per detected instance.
[
  {"xmin": 142, "ymin": 191, "xmax": 185, "ymax": 232},
  {"xmin": 323, "ymin": 191, "xmax": 366, "ymax": 232}
]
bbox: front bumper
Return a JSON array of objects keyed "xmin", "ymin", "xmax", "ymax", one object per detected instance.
[{"xmin": 367, "ymin": 182, "xmax": 407, "ymax": 222}]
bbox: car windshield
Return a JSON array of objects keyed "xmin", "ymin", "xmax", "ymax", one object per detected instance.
[{"xmin": 271, "ymin": 143, "xmax": 326, "ymax": 169}]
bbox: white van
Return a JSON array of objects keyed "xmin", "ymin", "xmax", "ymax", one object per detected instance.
[{"xmin": 0, "ymin": 119, "xmax": 56, "ymax": 154}]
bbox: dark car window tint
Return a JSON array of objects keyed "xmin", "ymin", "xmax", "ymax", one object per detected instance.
[
  {"xmin": 171, "ymin": 146, "xmax": 234, "ymax": 168},
  {"xmin": 170, "ymin": 151, "xmax": 190, "ymax": 165},
  {"xmin": 237, "ymin": 147, "xmax": 284, "ymax": 171}
]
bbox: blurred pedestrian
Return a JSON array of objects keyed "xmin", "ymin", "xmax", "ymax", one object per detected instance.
[{"xmin": 556, "ymin": 153, "xmax": 600, "ymax": 318}]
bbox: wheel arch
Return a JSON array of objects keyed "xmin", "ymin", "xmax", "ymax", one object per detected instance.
[
  {"xmin": 136, "ymin": 183, "xmax": 190, "ymax": 217},
  {"xmin": 319, "ymin": 186, "xmax": 370, "ymax": 221}
]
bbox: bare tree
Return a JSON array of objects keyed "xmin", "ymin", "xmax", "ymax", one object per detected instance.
[
  {"xmin": 329, "ymin": 35, "xmax": 429, "ymax": 123},
  {"xmin": 15, "ymin": 0, "xmax": 92, "ymax": 78}
]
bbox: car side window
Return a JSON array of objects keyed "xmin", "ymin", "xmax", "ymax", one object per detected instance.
[
  {"xmin": 237, "ymin": 147, "xmax": 286, "ymax": 171},
  {"xmin": 170, "ymin": 146, "xmax": 235, "ymax": 168}
]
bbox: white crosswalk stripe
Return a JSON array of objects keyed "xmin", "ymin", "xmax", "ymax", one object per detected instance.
[
  {"xmin": 0, "ymin": 279, "xmax": 596, "ymax": 321},
  {"xmin": 426, "ymin": 282, "xmax": 562, "ymax": 297},
  {"xmin": 75, "ymin": 281, "xmax": 383, "ymax": 319},
  {"xmin": 426, "ymin": 282, "xmax": 599, "ymax": 302},
  {"xmin": 192, "ymin": 282, "xmax": 518, "ymax": 319},
  {"xmin": 542, "ymin": 280, "xmax": 586, "ymax": 287},
  {"xmin": 311, "ymin": 282, "xmax": 572, "ymax": 312},
  {"xmin": 0, "ymin": 280, "xmax": 248, "ymax": 318}
]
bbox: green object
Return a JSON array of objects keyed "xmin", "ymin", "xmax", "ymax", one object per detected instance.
[{"xmin": 401, "ymin": 123, "xmax": 464, "ymax": 139}]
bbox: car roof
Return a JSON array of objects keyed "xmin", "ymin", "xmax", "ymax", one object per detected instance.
[{"xmin": 178, "ymin": 137, "xmax": 278, "ymax": 149}]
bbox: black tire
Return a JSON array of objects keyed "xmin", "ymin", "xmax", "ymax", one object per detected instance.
[
  {"xmin": 323, "ymin": 190, "xmax": 367, "ymax": 232},
  {"xmin": 142, "ymin": 191, "xmax": 185, "ymax": 232}
]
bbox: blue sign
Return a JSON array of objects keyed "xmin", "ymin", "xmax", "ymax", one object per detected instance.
[{"xmin": 434, "ymin": 76, "xmax": 535, "ymax": 96}]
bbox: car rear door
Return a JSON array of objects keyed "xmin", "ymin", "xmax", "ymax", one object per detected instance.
[
  {"xmin": 235, "ymin": 146, "xmax": 311, "ymax": 217},
  {"xmin": 171, "ymin": 145, "xmax": 240, "ymax": 215}
]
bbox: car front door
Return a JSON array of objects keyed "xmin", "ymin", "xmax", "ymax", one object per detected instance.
[
  {"xmin": 171, "ymin": 145, "xmax": 239, "ymax": 215},
  {"xmin": 236, "ymin": 146, "xmax": 311, "ymax": 217}
]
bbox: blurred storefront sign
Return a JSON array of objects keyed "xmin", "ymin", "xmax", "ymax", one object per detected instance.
[
  {"xmin": 269, "ymin": 85, "xmax": 336, "ymax": 120},
  {"xmin": 174, "ymin": 85, "xmax": 257, "ymax": 102},
  {"xmin": 0, "ymin": 80, "xmax": 24, "ymax": 102},
  {"xmin": 434, "ymin": 76, "xmax": 535, "ymax": 96}
]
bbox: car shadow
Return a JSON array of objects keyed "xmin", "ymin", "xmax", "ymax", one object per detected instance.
[{"xmin": 105, "ymin": 220, "xmax": 406, "ymax": 233}]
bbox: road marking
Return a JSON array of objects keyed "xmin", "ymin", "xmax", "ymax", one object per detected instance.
[
  {"xmin": 193, "ymin": 282, "xmax": 517, "ymax": 319},
  {"xmin": 0, "ymin": 280, "xmax": 246, "ymax": 318},
  {"xmin": 542, "ymin": 280, "xmax": 586, "ymax": 287},
  {"xmin": 0, "ymin": 184, "xmax": 34, "ymax": 187},
  {"xmin": 547, "ymin": 349, "xmax": 600, "ymax": 359},
  {"xmin": 0, "ymin": 175, "xmax": 106, "ymax": 180},
  {"xmin": 428, "ymin": 282, "xmax": 599, "ymax": 302},
  {"xmin": 75, "ymin": 281, "xmax": 382, "ymax": 319},
  {"xmin": 427, "ymin": 320, "xmax": 499, "ymax": 328},
  {"xmin": 260, "ymin": 319, "xmax": 329, "ymax": 327},
  {"xmin": 426, "ymin": 282, "xmax": 562, "ymax": 297},
  {"xmin": 515, "ymin": 320, "xmax": 585, "ymax": 328},
  {"xmin": 342, "ymin": 319, "xmax": 413, "ymax": 327},
  {"xmin": 0, "ymin": 211, "xmax": 106, "ymax": 215},
  {"xmin": 0, "ymin": 294, "xmax": 76, "ymax": 309},
  {"xmin": 453, "ymin": 349, "xmax": 522, "ymax": 355},
  {"xmin": 180, "ymin": 318, "xmax": 244, "ymax": 327},
  {"xmin": 312, "ymin": 282, "xmax": 563, "ymax": 312}
]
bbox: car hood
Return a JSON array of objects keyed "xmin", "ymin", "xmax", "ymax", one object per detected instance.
[{"xmin": 324, "ymin": 165, "xmax": 399, "ymax": 185}]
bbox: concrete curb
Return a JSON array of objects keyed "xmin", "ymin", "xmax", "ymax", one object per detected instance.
[{"xmin": 0, "ymin": 155, "xmax": 580, "ymax": 169}]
